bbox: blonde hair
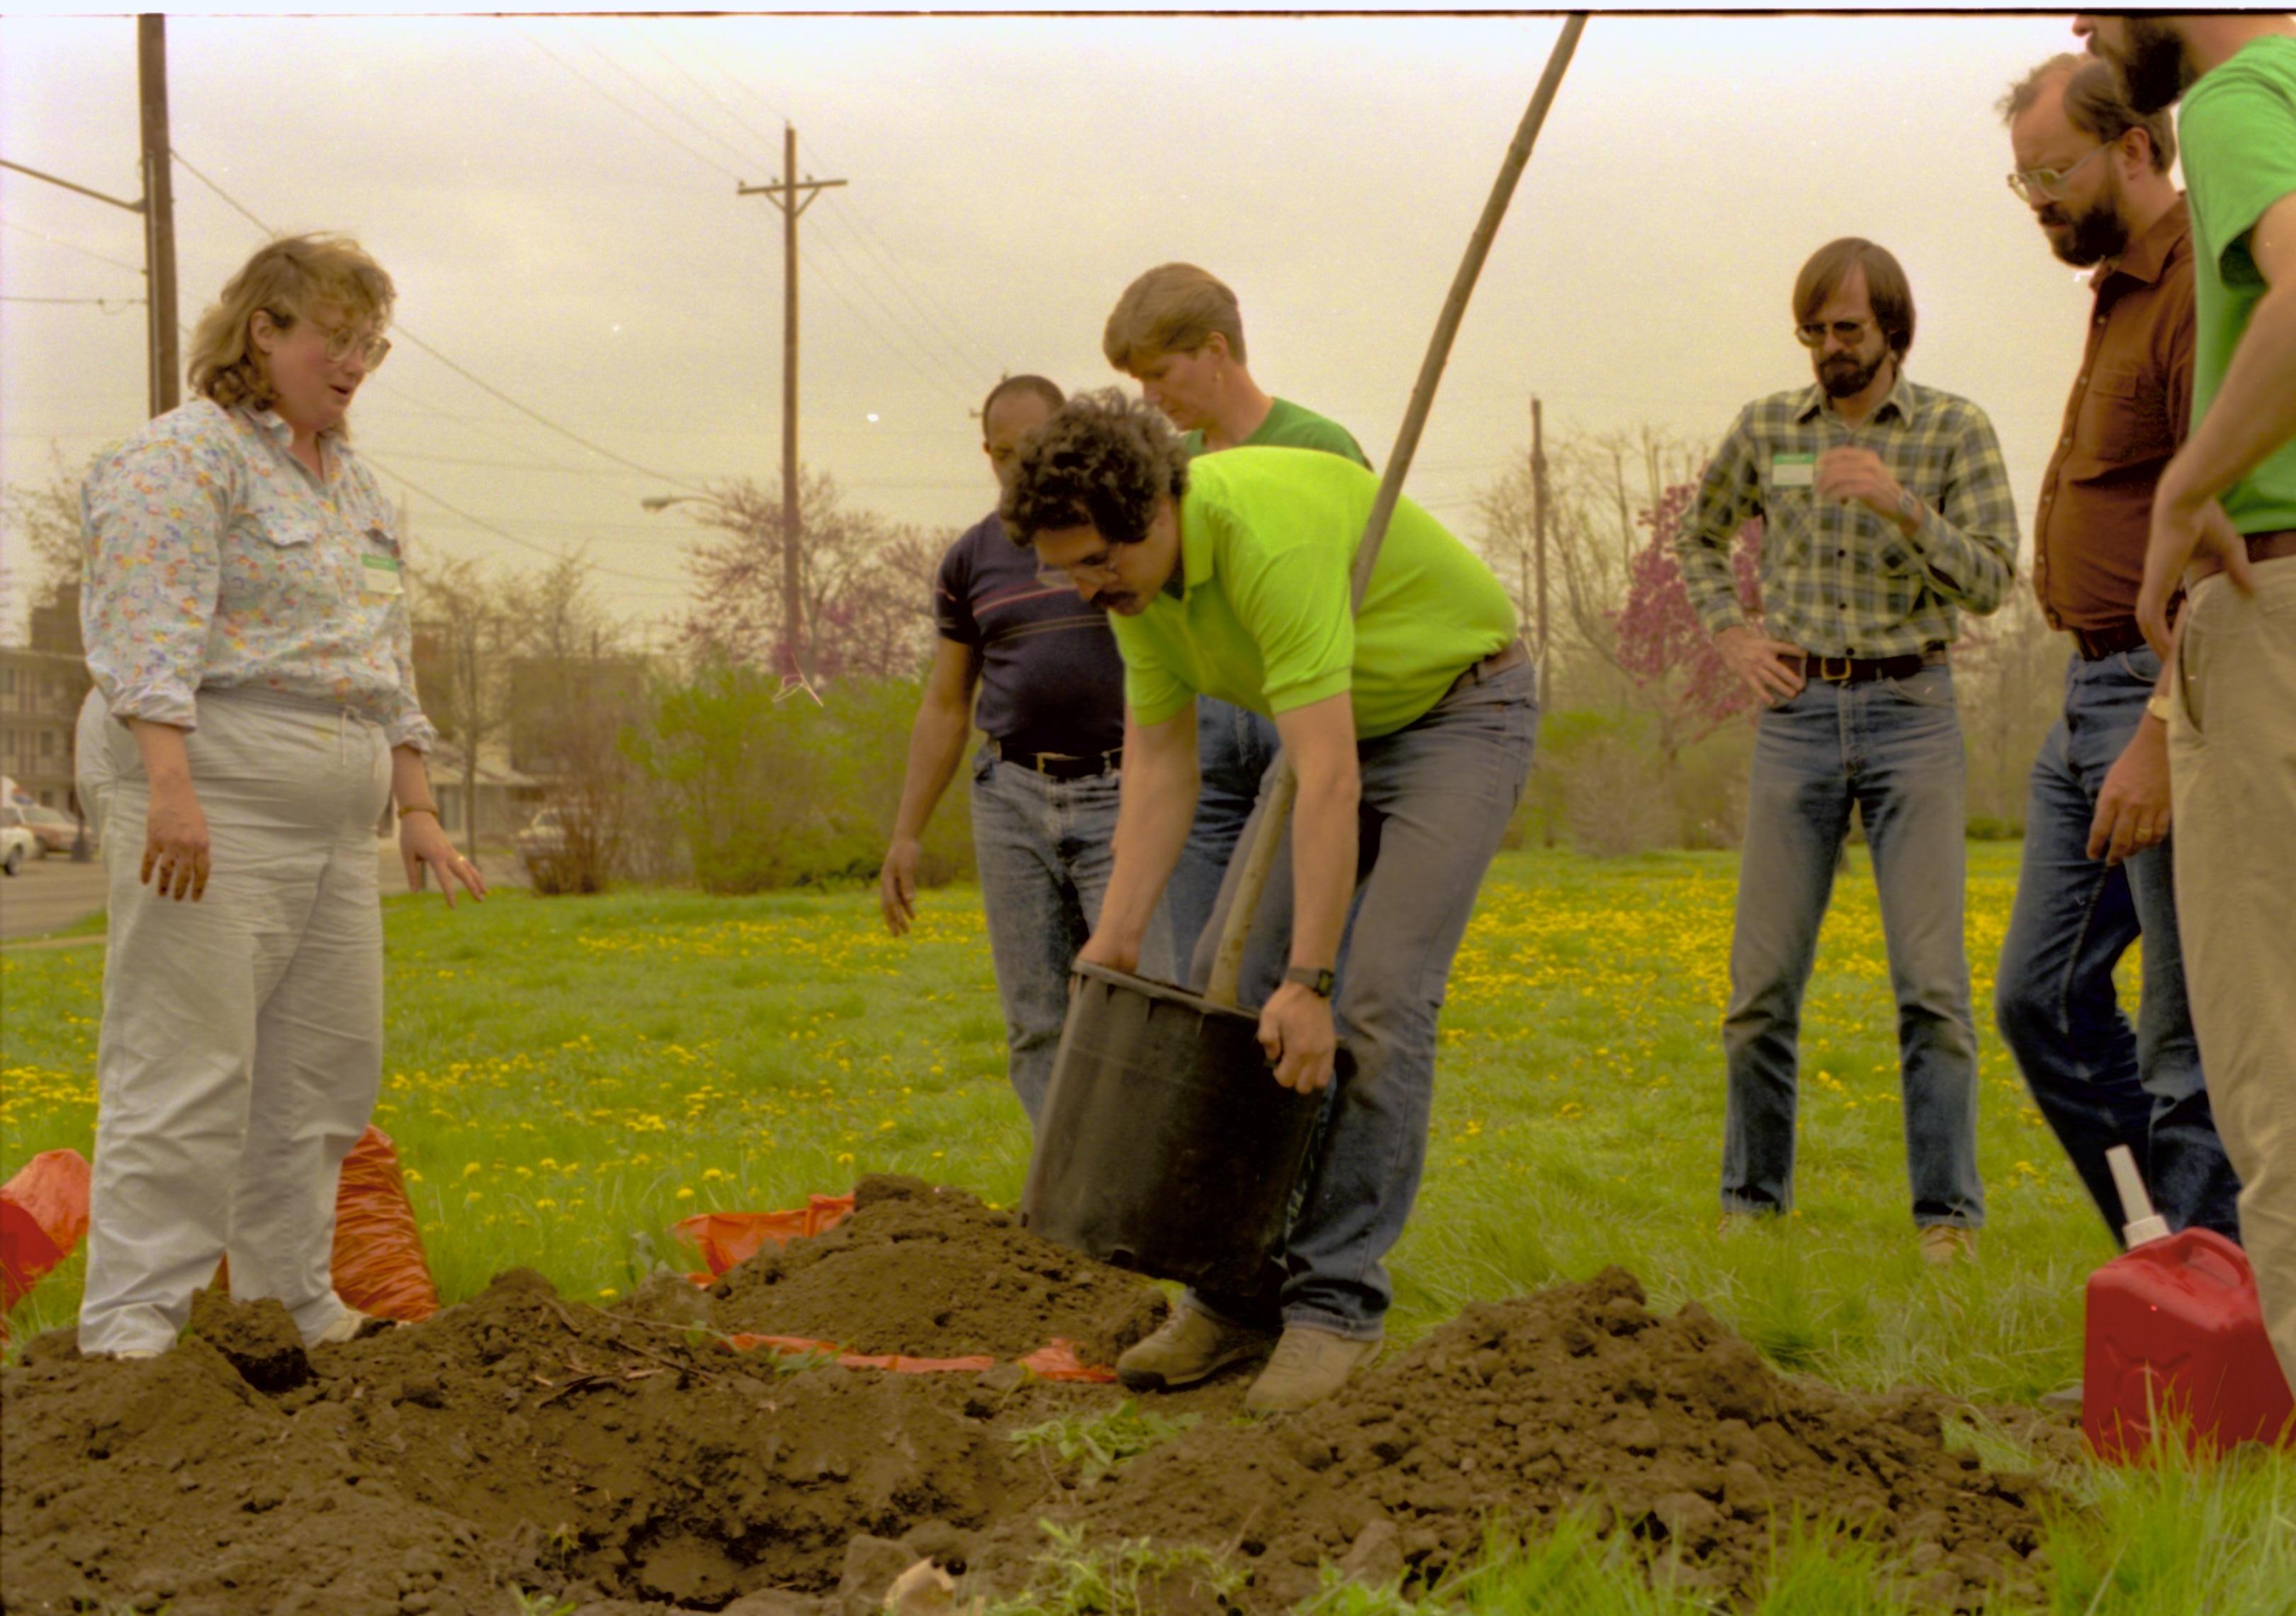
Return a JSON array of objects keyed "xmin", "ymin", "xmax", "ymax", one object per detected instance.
[
  {"xmin": 1102, "ymin": 263, "xmax": 1247, "ymax": 374},
  {"xmin": 187, "ymin": 233, "xmax": 395, "ymax": 411}
]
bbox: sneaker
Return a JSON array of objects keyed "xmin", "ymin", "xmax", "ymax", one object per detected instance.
[
  {"xmin": 1243, "ymin": 1325, "xmax": 1382, "ymax": 1415},
  {"xmin": 1918, "ymin": 1225, "xmax": 1978, "ymax": 1267},
  {"xmin": 314, "ymin": 1310, "xmax": 402, "ymax": 1345},
  {"xmin": 2040, "ymin": 1381, "xmax": 2083, "ymax": 1411},
  {"xmin": 90, "ymin": 1347, "xmax": 164, "ymax": 1362},
  {"xmin": 1115, "ymin": 1305, "xmax": 1278, "ymax": 1392}
]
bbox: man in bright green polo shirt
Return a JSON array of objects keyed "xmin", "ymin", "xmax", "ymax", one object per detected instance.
[
  {"xmin": 1003, "ymin": 391, "xmax": 1536, "ymax": 1413},
  {"xmin": 1102, "ymin": 263, "xmax": 1374, "ymax": 981},
  {"xmin": 2080, "ymin": 8, "xmax": 2296, "ymax": 1392}
]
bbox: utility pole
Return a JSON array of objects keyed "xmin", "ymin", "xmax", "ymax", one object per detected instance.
[
  {"xmin": 738, "ymin": 126, "xmax": 845, "ymax": 682},
  {"xmin": 137, "ymin": 15, "xmax": 179, "ymax": 416}
]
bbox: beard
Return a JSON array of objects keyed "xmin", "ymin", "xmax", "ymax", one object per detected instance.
[
  {"xmin": 2112, "ymin": 18, "xmax": 2197, "ymax": 114},
  {"xmin": 1817, "ymin": 348, "xmax": 1889, "ymax": 400},
  {"xmin": 2039, "ymin": 174, "xmax": 2129, "ymax": 268}
]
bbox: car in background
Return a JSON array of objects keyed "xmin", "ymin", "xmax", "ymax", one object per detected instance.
[
  {"xmin": 16, "ymin": 803, "xmax": 90, "ymax": 855},
  {"xmin": 0, "ymin": 817, "xmax": 36, "ymax": 876},
  {"xmin": 514, "ymin": 807, "xmax": 565, "ymax": 867}
]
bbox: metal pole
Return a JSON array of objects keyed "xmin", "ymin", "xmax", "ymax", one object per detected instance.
[
  {"xmin": 137, "ymin": 14, "xmax": 179, "ymax": 417},
  {"xmin": 1205, "ymin": 13, "xmax": 1588, "ymax": 1007},
  {"xmin": 1534, "ymin": 395, "xmax": 1551, "ymax": 710}
]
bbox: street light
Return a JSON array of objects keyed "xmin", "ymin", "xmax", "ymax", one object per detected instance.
[{"xmin": 641, "ymin": 491, "xmax": 806, "ymax": 680}]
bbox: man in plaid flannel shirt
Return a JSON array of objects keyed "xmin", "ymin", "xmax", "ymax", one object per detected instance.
[{"xmin": 1675, "ymin": 237, "xmax": 2018, "ymax": 1264}]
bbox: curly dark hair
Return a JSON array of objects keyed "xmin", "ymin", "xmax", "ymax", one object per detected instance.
[{"xmin": 1001, "ymin": 388, "xmax": 1189, "ymax": 548}]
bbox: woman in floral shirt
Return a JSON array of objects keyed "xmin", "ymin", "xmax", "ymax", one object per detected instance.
[{"xmin": 73, "ymin": 233, "xmax": 482, "ymax": 1359}]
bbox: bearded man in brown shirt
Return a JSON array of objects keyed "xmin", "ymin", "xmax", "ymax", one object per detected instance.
[{"xmin": 1994, "ymin": 56, "xmax": 2242, "ymax": 1274}]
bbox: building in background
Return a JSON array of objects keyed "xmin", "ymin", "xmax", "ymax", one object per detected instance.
[{"xmin": 0, "ymin": 586, "xmax": 92, "ymax": 814}]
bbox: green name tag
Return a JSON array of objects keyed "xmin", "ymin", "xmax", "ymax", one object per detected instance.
[
  {"xmin": 1772, "ymin": 452, "xmax": 1816, "ymax": 488},
  {"xmin": 361, "ymin": 553, "xmax": 404, "ymax": 596}
]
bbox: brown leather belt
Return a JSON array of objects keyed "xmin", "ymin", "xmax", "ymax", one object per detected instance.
[
  {"xmin": 1445, "ymin": 637, "xmax": 1530, "ymax": 697},
  {"xmin": 2071, "ymin": 620, "xmax": 2149, "ymax": 661},
  {"xmin": 991, "ymin": 740, "xmax": 1122, "ymax": 781},
  {"xmin": 1789, "ymin": 647, "xmax": 1948, "ymax": 683},
  {"xmin": 2190, "ymin": 528, "xmax": 2296, "ymax": 583}
]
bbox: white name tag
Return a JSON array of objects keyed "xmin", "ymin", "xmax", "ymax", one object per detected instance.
[
  {"xmin": 1772, "ymin": 452, "xmax": 1816, "ymax": 488},
  {"xmin": 361, "ymin": 554, "xmax": 405, "ymax": 597}
]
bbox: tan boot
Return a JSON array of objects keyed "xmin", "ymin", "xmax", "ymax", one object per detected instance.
[
  {"xmin": 1918, "ymin": 1225, "xmax": 1978, "ymax": 1267},
  {"xmin": 1115, "ymin": 1305, "xmax": 1277, "ymax": 1392},
  {"xmin": 1243, "ymin": 1325, "xmax": 1381, "ymax": 1415}
]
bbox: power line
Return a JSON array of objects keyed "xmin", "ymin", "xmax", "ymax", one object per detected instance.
[
  {"xmin": 169, "ymin": 150, "xmax": 711, "ymax": 495},
  {"xmin": 364, "ymin": 453, "xmax": 691, "ymax": 590},
  {"xmin": 799, "ymin": 232, "xmax": 975, "ymax": 412},
  {"xmin": 578, "ymin": 21, "xmax": 761, "ymax": 174},
  {"xmin": 810, "ymin": 201, "xmax": 999, "ymax": 396},
  {"xmin": 1, "ymin": 295, "xmax": 144, "ymax": 310},
  {"xmin": 0, "ymin": 218, "xmax": 144, "ymax": 276},
  {"xmin": 518, "ymin": 27, "xmax": 744, "ymax": 184}
]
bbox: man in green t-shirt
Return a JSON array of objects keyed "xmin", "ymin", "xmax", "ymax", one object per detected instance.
[
  {"xmin": 2081, "ymin": 9, "xmax": 2296, "ymax": 1390},
  {"xmin": 1102, "ymin": 264, "xmax": 1373, "ymax": 980},
  {"xmin": 1003, "ymin": 391, "xmax": 1533, "ymax": 1413}
]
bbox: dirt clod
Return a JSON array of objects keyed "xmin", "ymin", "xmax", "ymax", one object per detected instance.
[{"xmin": 188, "ymin": 1289, "xmax": 313, "ymax": 1393}]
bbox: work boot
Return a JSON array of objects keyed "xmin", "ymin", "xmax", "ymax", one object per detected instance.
[
  {"xmin": 1116, "ymin": 1305, "xmax": 1277, "ymax": 1392},
  {"xmin": 1243, "ymin": 1325, "xmax": 1381, "ymax": 1415},
  {"xmin": 314, "ymin": 1309, "xmax": 403, "ymax": 1346},
  {"xmin": 1918, "ymin": 1225, "xmax": 1978, "ymax": 1267}
]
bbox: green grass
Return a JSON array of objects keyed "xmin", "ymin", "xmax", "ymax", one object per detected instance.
[
  {"xmin": 6, "ymin": 844, "xmax": 2293, "ymax": 1612},
  {"xmin": 1011, "ymin": 1400, "xmax": 1202, "ymax": 1484}
]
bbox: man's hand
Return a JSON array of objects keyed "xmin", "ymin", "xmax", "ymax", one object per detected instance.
[
  {"xmin": 399, "ymin": 815, "xmax": 487, "ymax": 909},
  {"xmin": 878, "ymin": 837, "xmax": 922, "ymax": 936},
  {"xmin": 2088, "ymin": 714, "xmax": 2173, "ymax": 866},
  {"xmin": 1816, "ymin": 447, "xmax": 1915, "ymax": 532},
  {"xmin": 1716, "ymin": 624, "xmax": 1807, "ymax": 705},
  {"xmin": 1075, "ymin": 928, "xmax": 1140, "ymax": 979},
  {"xmin": 1258, "ymin": 982, "xmax": 1337, "ymax": 1094},
  {"xmin": 2138, "ymin": 487, "xmax": 2254, "ymax": 657},
  {"xmin": 141, "ymin": 775, "xmax": 210, "ymax": 902}
]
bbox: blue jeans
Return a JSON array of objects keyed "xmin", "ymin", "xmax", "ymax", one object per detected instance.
[
  {"xmin": 1996, "ymin": 647, "xmax": 2241, "ymax": 1242},
  {"xmin": 969, "ymin": 748, "xmax": 1120, "ymax": 1125},
  {"xmin": 1721, "ymin": 663, "xmax": 1984, "ymax": 1228},
  {"xmin": 1153, "ymin": 697, "xmax": 1284, "ymax": 981},
  {"xmin": 1186, "ymin": 664, "xmax": 1538, "ymax": 1339}
]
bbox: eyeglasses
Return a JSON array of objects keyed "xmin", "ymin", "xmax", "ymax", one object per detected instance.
[
  {"xmin": 1035, "ymin": 547, "xmax": 1122, "ymax": 592},
  {"xmin": 1794, "ymin": 316, "xmax": 1876, "ymax": 349},
  {"xmin": 304, "ymin": 317, "xmax": 391, "ymax": 369},
  {"xmin": 2007, "ymin": 142, "xmax": 2110, "ymax": 204}
]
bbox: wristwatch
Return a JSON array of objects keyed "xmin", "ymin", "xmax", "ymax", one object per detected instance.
[{"xmin": 1283, "ymin": 965, "xmax": 1336, "ymax": 999}]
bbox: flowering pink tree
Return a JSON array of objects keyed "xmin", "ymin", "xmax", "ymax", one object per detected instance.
[{"xmin": 1612, "ymin": 479, "xmax": 1766, "ymax": 746}]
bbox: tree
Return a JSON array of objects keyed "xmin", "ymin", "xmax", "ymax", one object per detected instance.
[
  {"xmin": 1, "ymin": 450, "xmax": 96, "ymax": 629},
  {"xmin": 408, "ymin": 553, "xmax": 522, "ymax": 860},
  {"xmin": 672, "ymin": 469, "xmax": 945, "ymax": 682},
  {"xmin": 1613, "ymin": 480, "xmax": 1765, "ymax": 744}
]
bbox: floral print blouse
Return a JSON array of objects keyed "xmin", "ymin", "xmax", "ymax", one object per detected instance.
[{"xmin": 80, "ymin": 398, "xmax": 437, "ymax": 751}]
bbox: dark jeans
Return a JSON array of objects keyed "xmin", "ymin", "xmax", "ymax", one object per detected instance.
[
  {"xmin": 1996, "ymin": 646, "xmax": 2241, "ymax": 1242},
  {"xmin": 969, "ymin": 748, "xmax": 1120, "ymax": 1126},
  {"xmin": 1186, "ymin": 664, "xmax": 1538, "ymax": 1338},
  {"xmin": 1721, "ymin": 663, "xmax": 1984, "ymax": 1228},
  {"xmin": 1153, "ymin": 697, "xmax": 1283, "ymax": 980}
]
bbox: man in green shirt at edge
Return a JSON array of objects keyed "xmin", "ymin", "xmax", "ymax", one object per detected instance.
[
  {"xmin": 1004, "ymin": 391, "xmax": 1534, "ymax": 1413},
  {"xmin": 1102, "ymin": 264, "xmax": 1372, "ymax": 982},
  {"xmin": 2080, "ymin": 9, "xmax": 2296, "ymax": 1394}
]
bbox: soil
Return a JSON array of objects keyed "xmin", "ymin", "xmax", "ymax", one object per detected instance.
[{"xmin": 1, "ymin": 1177, "xmax": 2062, "ymax": 1616}]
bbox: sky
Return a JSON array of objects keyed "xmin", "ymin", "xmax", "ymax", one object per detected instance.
[{"xmin": 2, "ymin": 9, "xmax": 2113, "ymax": 641}]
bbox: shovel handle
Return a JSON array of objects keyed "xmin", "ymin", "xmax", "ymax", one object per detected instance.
[{"xmin": 1197, "ymin": 14, "xmax": 1589, "ymax": 1011}]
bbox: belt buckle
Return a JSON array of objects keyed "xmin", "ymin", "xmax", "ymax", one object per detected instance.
[{"xmin": 1817, "ymin": 655, "xmax": 1855, "ymax": 683}]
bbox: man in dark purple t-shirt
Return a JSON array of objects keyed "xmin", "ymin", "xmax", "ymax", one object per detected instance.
[{"xmin": 877, "ymin": 376, "xmax": 1128, "ymax": 1123}]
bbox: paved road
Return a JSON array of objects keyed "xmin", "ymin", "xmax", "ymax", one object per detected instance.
[{"xmin": 1, "ymin": 842, "xmax": 526, "ymax": 943}]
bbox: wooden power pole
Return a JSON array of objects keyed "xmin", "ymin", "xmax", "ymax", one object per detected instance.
[
  {"xmin": 137, "ymin": 14, "xmax": 179, "ymax": 416},
  {"xmin": 738, "ymin": 127, "xmax": 845, "ymax": 682}
]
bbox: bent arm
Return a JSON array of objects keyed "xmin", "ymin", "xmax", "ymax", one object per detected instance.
[
  {"xmin": 1903, "ymin": 409, "xmax": 2018, "ymax": 615},
  {"xmin": 1270, "ymin": 692, "xmax": 1359, "ymax": 976}
]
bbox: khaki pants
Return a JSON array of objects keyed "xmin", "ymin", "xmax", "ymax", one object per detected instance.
[
  {"xmin": 75, "ymin": 688, "xmax": 392, "ymax": 1356},
  {"xmin": 2169, "ymin": 556, "xmax": 2296, "ymax": 1390}
]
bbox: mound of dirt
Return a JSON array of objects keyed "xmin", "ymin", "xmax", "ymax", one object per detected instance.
[
  {"xmin": 982, "ymin": 1267, "xmax": 2052, "ymax": 1612},
  {"xmin": 1, "ymin": 1193, "xmax": 2056, "ymax": 1616},
  {"xmin": 700, "ymin": 1175, "xmax": 1170, "ymax": 1367}
]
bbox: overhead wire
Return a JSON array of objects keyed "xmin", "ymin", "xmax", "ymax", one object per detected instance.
[
  {"xmin": 0, "ymin": 218, "xmax": 145, "ymax": 276},
  {"xmin": 170, "ymin": 150, "xmax": 711, "ymax": 495},
  {"xmin": 364, "ymin": 454, "xmax": 691, "ymax": 590},
  {"xmin": 570, "ymin": 21, "xmax": 760, "ymax": 176},
  {"xmin": 797, "ymin": 236, "xmax": 975, "ymax": 415},
  {"xmin": 517, "ymin": 28, "xmax": 746, "ymax": 184}
]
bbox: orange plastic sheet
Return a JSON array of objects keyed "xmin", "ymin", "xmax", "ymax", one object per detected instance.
[
  {"xmin": 1, "ymin": 1149, "xmax": 92, "ymax": 1320},
  {"xmin": 717, "ymin": 1330, "xmax": 1115, "ymax": 1384},
  {"xmin": 675, "ymin": 1194, "xmax": 856, "ymax": 1277},
  {"xmin": 215, "ymin": 1126, "xmax": 439, "ymax": 1322}
]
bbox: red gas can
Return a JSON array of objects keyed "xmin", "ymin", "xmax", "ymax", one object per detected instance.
[{"xmin": 2083, "ymin": 1225, "xmax": 2295, "ymax": 1460}]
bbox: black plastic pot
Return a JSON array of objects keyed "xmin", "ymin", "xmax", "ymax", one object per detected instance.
[{"xmin": 1020, "ymin": 961, "xmax": 1329, "ymax": 1294}]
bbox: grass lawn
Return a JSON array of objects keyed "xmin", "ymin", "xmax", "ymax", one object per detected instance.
[{"xmin": 5, "ymin": 843, "xmax": 2292, "ymax": 1612}]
